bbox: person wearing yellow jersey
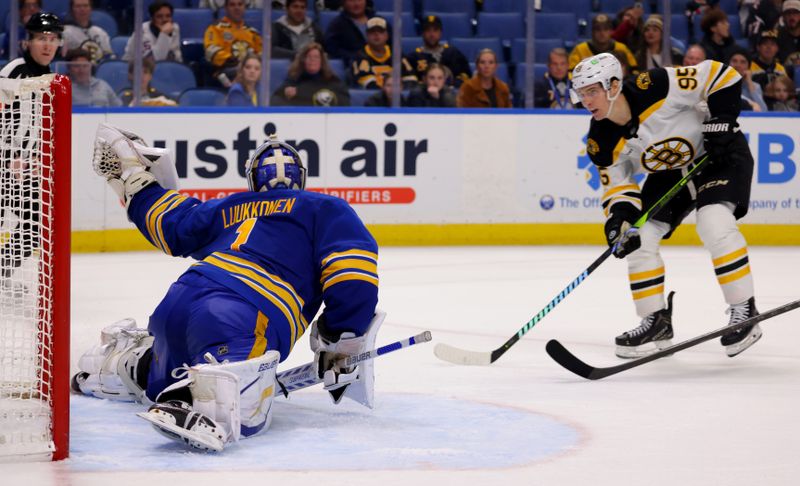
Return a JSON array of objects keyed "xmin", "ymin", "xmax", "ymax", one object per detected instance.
[{"xmin": 569, "ymin": 14, "xmax": 638, "ymax": 75}]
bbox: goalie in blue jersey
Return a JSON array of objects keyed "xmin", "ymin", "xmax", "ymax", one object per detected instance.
[{"xmin": 73, "ymin": 124, "xmax": 382, "ymax": 452}]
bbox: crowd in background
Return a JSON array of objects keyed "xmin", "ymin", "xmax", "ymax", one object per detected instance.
[{"xmin": 1, "ymin": 0, "xmax": 798, "ymax": 111}]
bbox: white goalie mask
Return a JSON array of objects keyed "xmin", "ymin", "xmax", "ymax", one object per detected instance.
[{"xmin": 569, "ymin": 53, "xmax": 624, "ymax": 110}]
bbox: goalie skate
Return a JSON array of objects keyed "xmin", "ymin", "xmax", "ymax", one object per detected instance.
[{"xmin": 137, "ymin": 400, "xmax": 226, "ymax": 452}]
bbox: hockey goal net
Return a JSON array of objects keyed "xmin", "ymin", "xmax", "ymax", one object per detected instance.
[{"xmin": 0, "ymin": 74, "xmax": 71, "ymax": 461}]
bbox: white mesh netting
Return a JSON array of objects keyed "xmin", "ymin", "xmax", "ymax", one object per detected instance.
[{"xmin": 0, "ymin": 75, "xmax": 58, "ymax": 460}]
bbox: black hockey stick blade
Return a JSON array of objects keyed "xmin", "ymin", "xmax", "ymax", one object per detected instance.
[{"xmin": 546, "ymin": 298, "xmax": 800, "ymax": 380}]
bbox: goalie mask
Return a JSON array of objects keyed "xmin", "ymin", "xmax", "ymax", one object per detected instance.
[
  {"xmin": 569, "ymin": 53, "xmax": 623, "ymax": 112},
  {"xmin": 246, "ymin": 136, "xmax": 306, "ymax": 192}
]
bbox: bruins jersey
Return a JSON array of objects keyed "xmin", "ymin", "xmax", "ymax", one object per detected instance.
[
  {"xmin": 586, "ymin": 60, "xmax": 742, "ymax": 220},
  {"xmin": 204, "ymin": 16, "xmax": 262, "ymax": 68},
  {"xmin": 351, "ymin": 45, "xmax": 417, "ymax": 89}
]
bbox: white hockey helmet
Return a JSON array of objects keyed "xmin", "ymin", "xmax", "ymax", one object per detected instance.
[{"xmin": 569, "ymin": 53, "xmax": 624, "ymax": 105}]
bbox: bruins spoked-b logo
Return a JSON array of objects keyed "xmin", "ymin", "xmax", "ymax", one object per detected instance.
[{"xmin": 641, "ymin": 137, "xmax": 694, "ymax": 172}]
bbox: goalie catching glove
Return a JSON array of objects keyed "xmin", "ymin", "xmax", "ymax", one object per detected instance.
[{"xmin": 92, "ymin": 123, "xmax": 174, "ymax": 208}]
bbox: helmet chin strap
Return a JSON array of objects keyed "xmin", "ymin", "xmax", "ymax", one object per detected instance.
[{"xmin": 604, "ymin": 82, "xmax": 621, "ymax": 119}]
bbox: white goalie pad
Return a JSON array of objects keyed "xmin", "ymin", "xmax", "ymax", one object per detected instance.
[
  {"xmin": 93, "ymin": 123, "xmax": 179, "ymax": 190},
  {"xmin": 311, "ymin": 310, "xmax": 386, "ymax": 409},
  {"xmin": 152, "ymin": 350, "xmax": 281, "ymax": 447},
  {"xmin": 74, "ymin": 318, "xmax": 153, "ymax": 403}
]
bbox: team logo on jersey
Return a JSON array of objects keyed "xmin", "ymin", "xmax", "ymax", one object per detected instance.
[
  {"xmin": 641, "ymin": 137, "xmax": 695, "ymax": 172},
  {"xmin": 586, "ymin": 138, "xmax": 599, "ymax": 155},
  {"xmin": 636, "ymin": 72, "xmax": 651, "ymax": 90},
  {"xmin": 313, "ymin": 89, "xmax": 336, "ymax": 107}
]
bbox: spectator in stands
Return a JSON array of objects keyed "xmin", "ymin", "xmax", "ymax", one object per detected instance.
[
  {"xmin": 727, "ymin": 47, "xmax": 768, "ymax": 112},
  {"xmin": 272, "ymin": 0, "xmax": 324, "ymax": 59},
  {"xmin": 751, "ymin": 29, "xmax": 789, "ymax": 89},
  {"xmin": 534, "ymin": 47, "xmax": 574, "ymax": 109},
  {"xmin": 685, "ymin": 0, "xmax": 718, "ymax": 44},
  {"xmin": 200, "ymin": 0, "xmax": 263, "ymax": 9},
  {"xmin": 764, "ymin": 75, "xmax": 798, "ymax": 111},
  {"xmin": 205, "ymin": 0, "xmax": 262, "ymax": 87},
  {"xmin": 612, "ymin": 3, "xmax": 645, "ymax": 55},
  {"xmin": 364, "ymin": 72, "xmax": 400, "ymax": 107},
  {"xmin": 742, "ymin": 0, "xmax": 781, "ymax": 48},
  {"xmin": 569, "ymin": 14, "xmax": 638, "ymax": 74},
  {"xmin": 457, "ymin": 49, "xmax": 511, "ymax": 108},
  {"xmin": 777, "ymin": 1, "xmax": 800, "ymax": 70},
  {"xmin": 324, "ymin": 0, "xmax": 371, "ymax": 61},
  {"xmin": 699, "ymin": 7, "xmax": 737, "ymax": 62},
  {"xmin": 406, "ymin": 63, "xmax": 456, "ymax": 108},
  {"xmin": 682, "ymin": 43, "xmax": 707, "ymax": 65},
  {"xmin": 119, "ymin": 58, "xmax": 176, "ymax": 106},
  {"xmin": 318, "ymin": 0, "xmax": 375, "ymax": 10},
  {"xmin": 406, "ymin": 15, "xmax": 471, "ymax": 87},
  {"xmin": 123, "ymin": 1, "xmax": 182, "ymax": 63},
  {"xmin": 225, "ymin": 53, "xmax": 262, "ymax": 106},
  {"xmin": 62, "ymin": 0, "xmax": 114, "ymax": 64},
  {"xmin": 2, "ymin": 0, "xmax": 42, "ymax": 57},
  {"xmin": 66, "ymin": 49, "xmax": 122, "ymax": 107},
  {"xmin": 635, "ymin": 15, "xmax": 684, "ymax": 69},
  {"xmin": 271, "ymin": 42, "xmax": 351, "ymax": 106},
  {"xmin": 351, "ymin": 17, "xmax": 417, "ymax": 89}
]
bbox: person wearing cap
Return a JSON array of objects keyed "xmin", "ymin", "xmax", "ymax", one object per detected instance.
[
  {"xmin": 324, "ymin": 0, "xmax": 370, "ymax": 62},
  {"xmin": 777, "ymin": 0, "xmax": 800, "ymax": 68},
  {"xmin": 1, "ymin": 11, "xmax": 62, "ymax": 78},
  {"xmin": 726, "ymin": 47, "xmax": 767, "ymax": 112},
  {"xmin": 635, "ymin": 15, "xmax": 684, "ymax": 70},
  {"xmin": 751, "ymin": 29, "xmax": 789, "ymax": 90},
  {"xmin": 698, "ymin": 7, "xmax": 737, "ymax": 62},
  {"xmin": 351, "ymin": 17, "xmax": 417, "ymax": 89},
  {"xmin": 406, "ymin": 15, "xmax": 471, "ymax": 87},
  {"xmin": 568, "ymin": 14, "xmax": 638, "ymax": 74}
]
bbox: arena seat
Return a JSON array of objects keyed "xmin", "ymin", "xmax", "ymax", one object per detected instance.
[
  {"xmin": 425, "ymin": 12, "xmax": 472, "ymax": 38},
  {"xmin": 535, "ymin": 13, "xmax": 578, "ymax": 40},
  {"xmin": 178, "ymin": 88, "xmax": 227, "ymax": 106},
  {"xmin": 451, "ymin": 37, "xmax": 502, "ymax": 63},
  {"xmin": 511, "ymin": 38, "xmax": 564, "ymax": 63},
  {"xmin": 152, "ymin": 61, "xmax": 197, "ymax": 99},
  {"xmin": 376, "ymin": 11, "xmax": 417, "ymax": 37},
  {"xmin": 514, "ymin": 62, "xmax": 548, "ymax": 92},
  {"xmin": 477, "ymin": 12, "xmax": 524, "ymax": 41},
  {"xmin": 373, "ymin": 0, "xmax": 414, "ymax": 12},
  {"xmin": 270, "ymin": 58, "xmax": 291, "ymax": 92},
  {"xmin": 95, "ymin": 60, "xmax": 130, "ymax": 94},
  {"xmin": 110, "ymin": 36, "xmax": 129, "ymax": 58},
  {"xmin": 173, "ymin": 9, "xmax": 215, "ymax": 39},
  {"xmin": 469, "ymin": 61, "xmax": 510, "ymax": 84},
  {"xmin": 348, "ymin": 89, "xmax": 374, "ymax": 107},
  {"xmin": 424, "ymin": 0, "xmax": 476, "ymax": 17},
  {"xmin": 91, "ymin": 10, "xmax": 119, "ymax": 38}
]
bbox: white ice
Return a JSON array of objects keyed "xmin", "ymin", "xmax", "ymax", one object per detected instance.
[{"xmin": 4, "ymin": 245, "xmax": 800, "ymax": 485}]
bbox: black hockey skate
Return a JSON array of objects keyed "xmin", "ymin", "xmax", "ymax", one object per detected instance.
[
  {"xmin": 615, "ymin": 291, "xmax": 675, "ymax": 359},
  {"xmin": 720, "ymin": 297, "xmax": 762, "ymax": 357},
  {"xmin": 137, "ymin": 400, "xmax": 226, "ymax": 452}
]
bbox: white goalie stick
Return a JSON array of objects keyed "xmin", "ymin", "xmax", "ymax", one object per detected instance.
[{"xmin": 275, "ymin": 331, "xmax": 432, "ymax": 397}]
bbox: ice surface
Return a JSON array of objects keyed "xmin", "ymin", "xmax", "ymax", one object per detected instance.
[{"xmin": 4, "ymin": 246, "xmax": 799, "ymax": 485}]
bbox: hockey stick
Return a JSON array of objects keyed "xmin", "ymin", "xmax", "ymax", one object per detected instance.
[
  {"xmin": 275, "ymin": 331, "xmax": 432, "ymax": 397},
  {"xmin": 434, "ymin": 155, "xmax": 711, "ymax": 366},
  {"xmin": 546, "ymin": 298, "xmax": 800, "ymax": 380}
]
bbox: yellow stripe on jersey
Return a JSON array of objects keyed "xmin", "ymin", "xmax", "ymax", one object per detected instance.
[
  {"xmin": 320, "ymin": 258, "xmax": 378, "ymax": 284},
  {"xmin": 204, "ymin": 253, "xmax": 308, "ymax": 348},
  {"xmin": 612, "ymin": 137, "xmax": 627, "ymax": 164},
  {"xmin": 703, "ymin": 60, "xmax": 723, "ymax": 94},
  {"xmin": 247, "ymin": 311, "xmax": 269, "ymax": 359},
  {"xmin": 718, "ymin": 265, "xmax": 751, "ymax": 285},
  {"xmin": 320, "ymin": 249, "xmax": 379, "ymax": 291},
  {"xmin": 712, "ymin": 247, "xmax": 748, "ymax": 267},
  {"xmin": 603, "ymin": 195, "xmax": 643, "ymax": 218},
  {"xmin": 321, "ymin": 249, "xmax": 378, "ymax": 267},
  {"xmin": 145, "ymin": 191, "xmax": 187, "ymax": 255},
  {"xmin": 639, "ymin": 99, "xmax": 666, "ymax": 124},
  {"xmin": 708, "ymin": 66, "xmax": 740, "ymax": 95},
  {"xmin": 632, "ymin": 284, "xmax": 664, "ymax": 301},
  {"xmin": 323, "ymin": 272, "xmax": 380, "ymax": 292}
]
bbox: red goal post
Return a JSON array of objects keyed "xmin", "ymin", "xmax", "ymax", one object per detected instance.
[{"xmin": 0, "ymin": 74, "xmax": 71, "ymax": 461}]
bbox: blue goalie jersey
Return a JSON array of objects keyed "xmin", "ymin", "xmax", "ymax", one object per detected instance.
[{"xmin": 128, "ymin": 184, "xmax": 379, "ymax": 360}]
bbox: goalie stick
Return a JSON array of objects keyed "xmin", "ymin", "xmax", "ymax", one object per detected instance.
[
  {"xmin": 545, "ymin": 298, "xmax": 800, "ymax": 380},
  {"xmin": 275, "ymin": 331, "xmax": 432, "ymax": 397},
  {"xmin": 434, "ymin": 155, "xmax": 711, "ymax": 366}
]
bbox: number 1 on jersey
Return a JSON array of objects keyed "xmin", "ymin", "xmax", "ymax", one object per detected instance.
[{"xmin": 232, "ymin": 218, "xmax": 257, "ymax": 251}]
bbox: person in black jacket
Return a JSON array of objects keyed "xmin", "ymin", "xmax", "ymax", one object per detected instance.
[
  {"xmin": 406, "ymin": 63, "xmax": 456, "ymax": 108},
  {"xmin": 271, "ymin": 42, "xmax": 350, "ymax": 106},
  {"xmin": 698, "ymin": 7, "xmax": 738, "ymax": 62},
  {"xmin": 272, "ymin": 0, "xmax": 324, "ymax": 59},
  {"xmin": 323, "ymin": 0, "xmax": 370, "ymax": 62},
  {"xmin": 406, "ymin": 15, "xmax": 471, "ymax": 87}
]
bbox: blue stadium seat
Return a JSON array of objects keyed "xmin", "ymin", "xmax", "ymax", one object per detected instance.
[
  {"xmin": 451, "ymin": 37, "xmax": 502, "ymax": 64},
  {"xmin": 401, "ymin": 37, "xmax": 423, "ymax": 55},
  {"xmin": 469, "ymin": 61, "xmax": 510, "ymax": 84},
  {"xmin": 47, "ymin": 0, "xmax": 70, "ymax": 17},
  {"xmin": 535, "ymin": 13, "xmax": 577, "ymax": 40},
  {"xmin": 181, "ymin": 38, "xmax": 205, "ymax": 64},
  {"xmin": 152, "ymin": 61, "xmax": 197, "ymax": 99},
  {"xmin": 477, "ymin": 13, "xmax": 524, "ymax": 41},
  {"xmin": 600, "ymin": 0, "xmax": 654, "ymax": 14},
  {"xmin": 91, "ymin": 10, "xmax": 118, "ymax": 38},
  {"xmin": 110, "ymin": 36, "xmax": 129, "ymax": 59},
  {"xmin": 376, "ymin": 12, "xmax": 417, "ymax": 37},
  {"xmin": 244, "ymin": 9, "xmax": 306, "ymax": 30},
  {"xmin": 718, "ymin": 0, "xmax": 739, "ymax": 15},
  {"xmin": 269, "ymin": 58, "xmax": 291, "ymax": 92},
  {"xmin": 538, "ymin": 0, "xmax": 593, "ymax": 14},
  {"xmin": 95, "ymin": 60, "xmax": 130, "ymax": 94},
  {"xmin": 425, "ymin": 0, "xmax": 476, "ymax": 17},
  {"xmin": 728, "ymin": 15, "xmax": 742, "ymax": 39},
  {"xmin": 373, "ymin": 0, "xmax": 414, "ymax": 12},
  {"xmin": 318, "ymin": 11, "xmax": 339, "ymax": 33},
  {"xmin": 427, "ymin": 12, "xmax": 472, "ymax": 38},
  {"xmin": 0, "ymin": 32, "xmax": 7, "ymax": 57},
  {"xmin": 348, "ymin": 89, "xmax": 374, "ymax": 107},
  {"xmin": 173, "ymin": 9, "xmax": 215, "ymax": 39},
  {"xmin": 511, "ymin": 38, "xmax": 564, "ymax": 63},
  {"xmin": 481, "ymin": 0, "xmax": 527, "ymax": 13},
  {"xmin": 514, "ymin": 62, "xmax": 548, "ymax": 91},
  {"xmin": 328, "ymin": 58, "xmax": 348, "ymax": 82},
  {"xmin": 178, "ymin": 88, "xmax": 227, "ymax": 106}
]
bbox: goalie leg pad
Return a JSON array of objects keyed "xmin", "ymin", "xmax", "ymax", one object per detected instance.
[
  {"xmin": 311, "ymin": 310, "xmax": 386, "ymax": 408},
  {"xmin": 73, "ymin": 318, "xmax": 153, "ymax": 403}
]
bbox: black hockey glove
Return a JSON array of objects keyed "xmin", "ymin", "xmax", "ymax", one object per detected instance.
[
  {"xmin": 702, "ymin": 117, "xmax": 739, "ymax": 166},
  {"xmin": 605, "ymin": 214, "xmax": 641, "ymax": 259}
]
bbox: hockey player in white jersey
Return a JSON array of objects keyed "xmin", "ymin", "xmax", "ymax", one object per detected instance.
[{"xmin": 571, "ymin": 53, "xmax": 761, "ymax": 359}]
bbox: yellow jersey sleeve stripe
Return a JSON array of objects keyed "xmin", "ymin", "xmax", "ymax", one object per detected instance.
[
  {"xmin": 703, "ymin": 60, "xmax": 723, "ymax": 94},
  {"xmin": 712, "ymin": 247, "xmax": 748, "ymax": 267},
  {"xmin": 320, "ymin": 258, "xmax": 378, "ymax": 285},
  {"xmin": 152, "ymin": 196, "xmax": 186, "ymax": 256},
  {"xmin": 708, "ymin": 67, "xmax": 740, "ymax": 95},
  {"xmin": 321, "ymin": 249, "xmax": 378, "ymax": 267},
  {"xmin": 638, "ymin": 99, "xmax": 666, "ymax": 124},
  {"xmin": 632, "ymin": 284, "xmax": 664, "ymax": 301},
  {"xmin": 146, "ymin": 191, "xmax": 182, "ymax": 252},
  {"xmin": 247, "ymin": 312, "xmax": 269, "ymax": 359},
  {"xmin": 717, "ymin": 265, "xmax": 751, "ymax": 285},
  {"xmin": 612, "ymin": 137, "xmax": 627, "ymax": 163},
  {"xmin": 629, "ymin": 266, "xmax": 665, "ymax": 282},
  {"xmin": 322, "ymin": 272, "xmax": 380, "ymax": 292}
]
